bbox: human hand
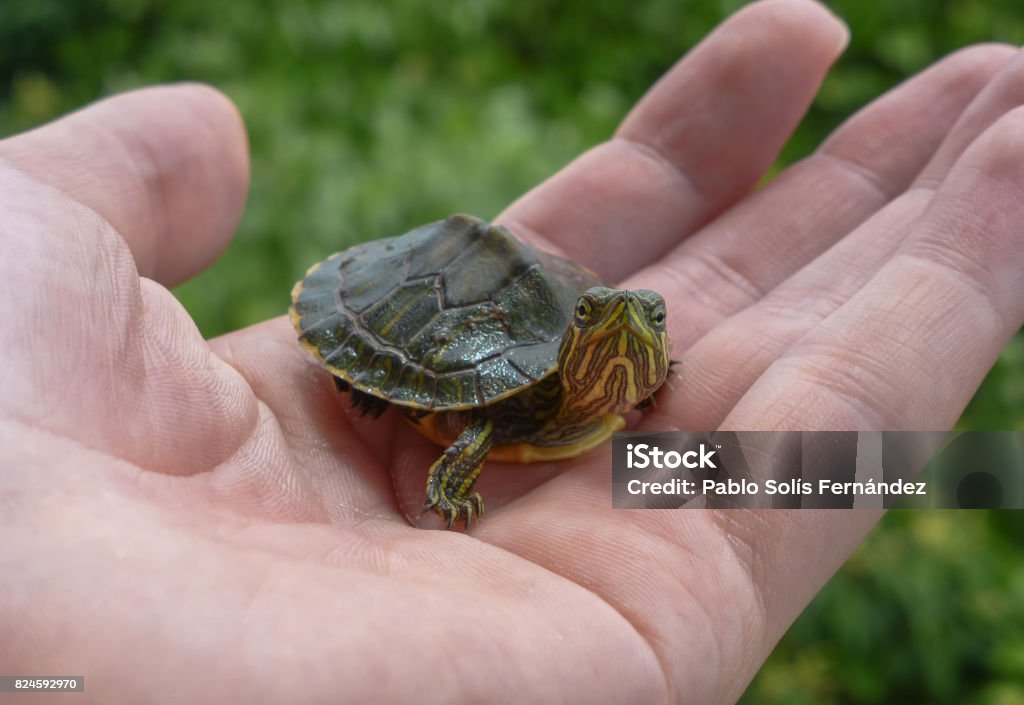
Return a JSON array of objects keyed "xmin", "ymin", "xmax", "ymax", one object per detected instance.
[{"xmin": 3, "ymin": 1, "xmax": 1022, "ymax": 703}]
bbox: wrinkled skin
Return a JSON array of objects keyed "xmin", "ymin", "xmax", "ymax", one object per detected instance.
[{"xmin": 3, "ymin": 2, "xmax": 1024, "ymax": 703}]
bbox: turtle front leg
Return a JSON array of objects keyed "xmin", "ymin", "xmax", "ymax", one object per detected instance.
[{"xmin": 424, "ymin": 416, "xmax": 492, "ymax": 529}]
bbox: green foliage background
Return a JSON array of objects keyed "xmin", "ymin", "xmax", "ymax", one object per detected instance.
[{"xmin": 2, "ymin": 1, "xmax": 1021, "ymax": 702}]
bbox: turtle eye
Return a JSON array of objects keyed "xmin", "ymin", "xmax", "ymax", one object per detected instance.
[
  {"xmin": 575, "ymin": 297, "xmax": 593, "ymax": 325},
  {"xmin": 648, "ymin": 304, "xmax": 667, "ymax": 331}
]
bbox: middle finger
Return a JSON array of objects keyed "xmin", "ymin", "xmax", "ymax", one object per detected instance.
[{"xmin": 631, "ymin": 44, "xmax": 1015, "ymax": 353}]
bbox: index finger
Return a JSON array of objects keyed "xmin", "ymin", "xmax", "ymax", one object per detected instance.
[{"xmin": 498, "ymin": 0, "xmax": 849, "ymax": 281}]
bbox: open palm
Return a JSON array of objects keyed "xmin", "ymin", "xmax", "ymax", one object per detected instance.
[{"xmin": 3, "ymin": 2, "xmax": 1023, "ymax": 704}]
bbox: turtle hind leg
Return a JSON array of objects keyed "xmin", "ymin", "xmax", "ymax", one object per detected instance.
[
  {"xmin": 351, "ymin": 388, "xmax": 390, "ymax": 418},
  {"xmin": 333, "ymin": 376, "xmax": 390, "ymax": 418},
  {"xmin": 424, "ymin": 416, "xmax": 492, "ymax": 529}
]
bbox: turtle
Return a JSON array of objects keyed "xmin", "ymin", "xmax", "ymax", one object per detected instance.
[{"xmin": 289, "ymin": 214, "xmax": 671, "ymax": 528}]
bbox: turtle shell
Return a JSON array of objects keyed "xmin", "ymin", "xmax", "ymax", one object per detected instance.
[{"xmin": 290, "ymin": 214, "xmax": 602, "ymax": 410}]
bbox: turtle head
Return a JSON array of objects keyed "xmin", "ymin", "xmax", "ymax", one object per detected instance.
[{"xmin": 556, "ymin": 286, "xmax": 670, "ymax": 421}]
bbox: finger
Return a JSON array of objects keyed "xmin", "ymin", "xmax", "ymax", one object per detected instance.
[
  {"xmin": 725, "ymin": 105, "xmax": 1024, "ymax": 433},
  {"xmin": 499, "ymin": 0, "xmax": 849, "ymax": 281},
  {"xmin": 668, "ymin": 193, "xmax": 930, "ymax": 430},
  {"xmin": 629, "ymin": 43, "xmax": 1015, "ymax": 350},
  {"xmin": 669, "ymin": 47, "xmax": 1024, "ymax": 430},
  {"xmin": 0, "ymin": 83, "xmax": 249, "ymax": 286},
  {"xmin": 916, "ymin": 49, "xmax": 1024, "ymax": 187}
]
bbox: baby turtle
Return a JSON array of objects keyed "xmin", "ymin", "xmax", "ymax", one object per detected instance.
[{"xmin": 290, "ymin": 214, "xmax": 670, "ymax": 528}]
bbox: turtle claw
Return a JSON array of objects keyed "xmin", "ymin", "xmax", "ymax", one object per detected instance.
[
  {"xmin": 424, "ymin": 482, "xmax": 484, "ymax": 530},
  {"xmin": 460, "ymin": 492, "xmax": 484, "ymax": 529}
]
